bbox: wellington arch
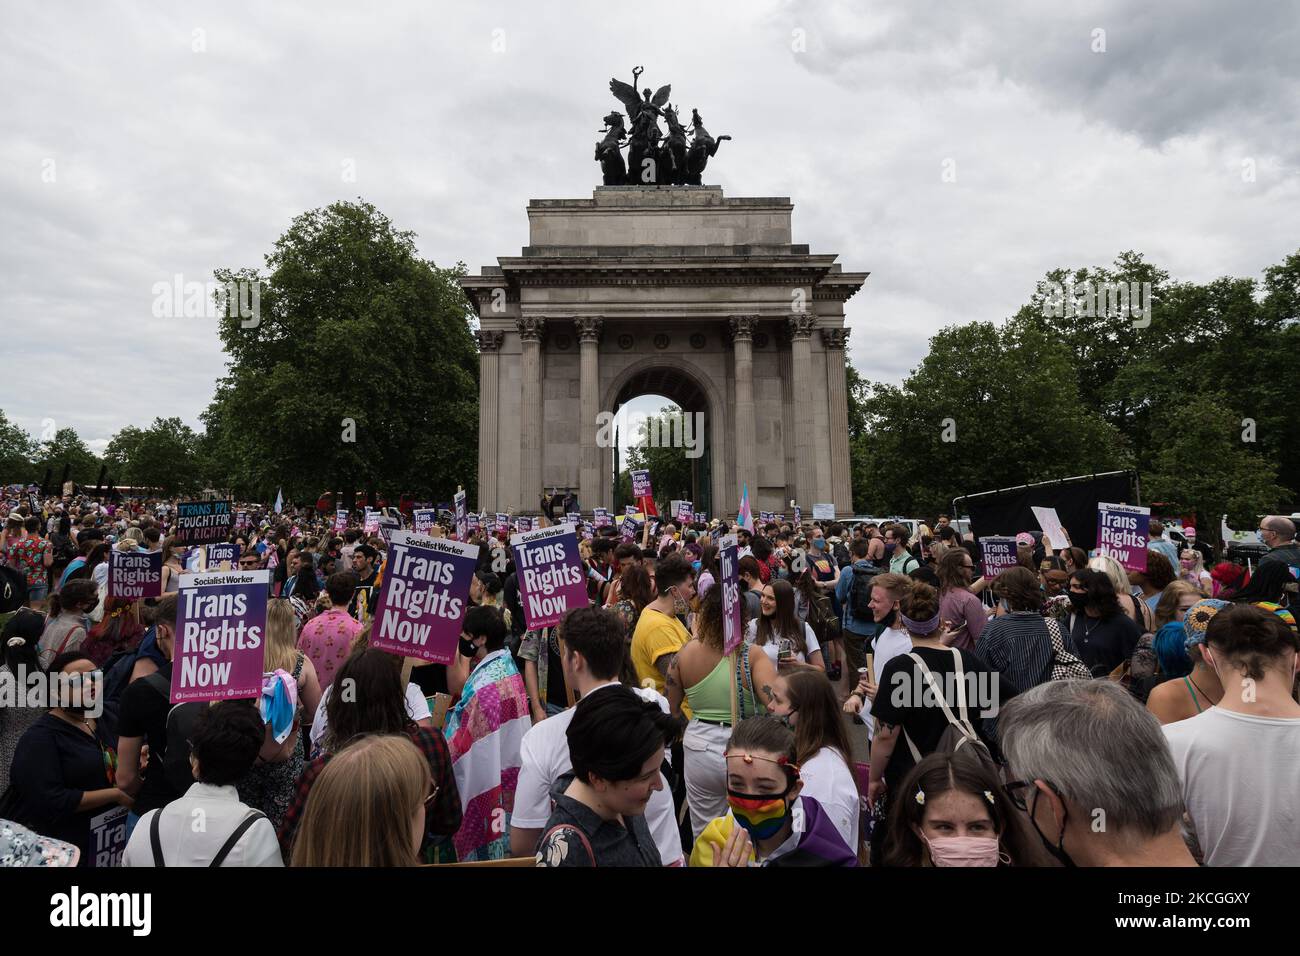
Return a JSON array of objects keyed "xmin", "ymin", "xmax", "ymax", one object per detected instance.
[{"xmin": 461, "ymin": 184, "xmax": 867, "ymax": 518}]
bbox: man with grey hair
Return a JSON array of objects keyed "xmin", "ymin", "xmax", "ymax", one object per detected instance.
[
  {"xmin": 998, "ymin": 680, "xmax": 1195, "ymax": 867},
  {"xmin": 1257, "ymin": 515, "xmax": 1300, "ymax": 569}
]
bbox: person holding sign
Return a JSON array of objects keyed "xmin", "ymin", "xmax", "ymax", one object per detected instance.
[
  {"xmin": 7, "ymin": 652, "xmax": 131, "ymax": 867},
  {"xmin": 443, "ymin": 606, "xmax": 530, "ymax": 862},
  {"xmin": 631, "ymin": 554, "xmax": 697, "ymax": 701}
]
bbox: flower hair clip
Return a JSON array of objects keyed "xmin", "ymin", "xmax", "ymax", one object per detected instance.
[
  {"xmin": 915, "ymin": 790, "xmax": 926, "ymax": 806},
  {"xmin": 984, "ymin": 790, "xmax": 995, "ymax": 805}
]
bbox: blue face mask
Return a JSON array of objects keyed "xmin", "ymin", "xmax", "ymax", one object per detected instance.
[{"xmin": 692, "ymin": 560, "xmax": 702, "ymax": 573}]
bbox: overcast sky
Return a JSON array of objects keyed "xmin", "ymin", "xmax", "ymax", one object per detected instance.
[{"xmin": 2, "ymin": 0, "xmax": 1296, "ymax": 456}]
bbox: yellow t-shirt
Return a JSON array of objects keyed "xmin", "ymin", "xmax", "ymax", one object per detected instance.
[{"xmin": 631, "ymin": 607, "xmax": 692, "ymax": 718}]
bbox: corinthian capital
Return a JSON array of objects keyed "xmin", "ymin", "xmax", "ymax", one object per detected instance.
[
  {"xmin": 820, "ymin": 327, "xmax": 850, "ymax": 350},
  {"xmin": 787, "ymin": 312, "xmax": 817, "ymax": 339},
  {"xmin": 575, "ymin": 316, "xmax": 604, "ymax": 344},
  {"xmin": 477, "ymin": 329, "xmax": 505, "ymax": 352},
  {"xmin": 728, "ymin": 315, "xmax": 758, "ymax": 342},
  {"xmin": 516, "ymin": 316, "xmax": 547, "ymax": 343}
]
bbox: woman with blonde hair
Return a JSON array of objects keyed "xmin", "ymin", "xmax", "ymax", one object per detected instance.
[
  {"xmin": 236, "ymin": 598, "xmax": 321, "ymax": 829},
  {"xmin": 1178, "ymin": 549, "xmax": 1212, "ymax": 594},
  {"xmin": 1087, "ymin": 554, "xmax": 1152, "ymax": 632},
  {"xmin": 290, "ymin": 733, "xmax": 431, "ymax": 867}
]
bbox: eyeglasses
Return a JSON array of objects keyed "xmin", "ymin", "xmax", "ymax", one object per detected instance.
[
  {"xmin": 424, "ymin": 785, "xmax": 440, "ymax": 809},
  {"xmin": 1003, "ymin": 779, "xmax": 1034, "ymax": 812}
]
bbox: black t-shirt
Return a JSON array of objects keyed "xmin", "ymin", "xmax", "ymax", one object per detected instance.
[
  {"xmin": 348, "ymin": 569, "xmax": 378, "ymax": 617},
  {"xmin": 117, "ymin": 662, "xmax": 178, "ymax": 814},
  {"xmin": 8, "ymin": 713, "xmax": 118, "ymax": 864},
  {"xmin": 870, "ymin": 646, "xmax": 1018, "ymax": 791},
  {"xmin": 1068, "ymin": 611, "xmax": 1142, "ymax": 677}
]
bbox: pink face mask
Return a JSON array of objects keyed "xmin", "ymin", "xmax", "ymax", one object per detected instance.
[
  {"xmin": 1180, "ymin": 560, "xmax": 1195, "ymax": 569},
  {"xmin": 923, "ymin": 834, "xmax": 1005, "ymax": 867}
]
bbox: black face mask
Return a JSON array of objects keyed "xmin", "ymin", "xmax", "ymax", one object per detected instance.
[
  {"xmin": 1029, "ymin": 786, "xmax": 1076, "ymax": 867},
  {"xmin": 1067, "ymin": 592, "xmax": 1089, "ymax": 612},
  {"xmin": 459, "ymin": 636, "xmax": 481, "ymax": 659}
]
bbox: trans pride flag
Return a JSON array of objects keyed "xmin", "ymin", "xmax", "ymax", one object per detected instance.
[
  {"xmin": 737, "ymin": 483, "xmax": 755, "ymax": 533},
  {"xmin": 443, "ymin": 649, "xmax": 531, "ymax": 861}
]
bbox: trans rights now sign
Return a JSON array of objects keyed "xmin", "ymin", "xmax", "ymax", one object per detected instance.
[{"xmin": 511, "ymin": 523, "xmax": 588, "ymax": 630}]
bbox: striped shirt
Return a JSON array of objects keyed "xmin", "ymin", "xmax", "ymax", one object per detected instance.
[{"xmin": 974, "ymin": 611, "xmax": 1055, "ymax": 692}]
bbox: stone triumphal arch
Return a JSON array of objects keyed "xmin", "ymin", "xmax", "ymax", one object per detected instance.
[{"xmin": 461, "ymin": 185, "xmax": 867, "ymax": 518}]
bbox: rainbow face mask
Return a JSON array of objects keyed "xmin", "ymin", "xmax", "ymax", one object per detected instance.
[{"xmin": 727, "ymin": 788, "xmax": 792, "ymax": 840}]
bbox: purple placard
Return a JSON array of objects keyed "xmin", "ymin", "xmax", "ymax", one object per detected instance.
[
  {"xmin": 172, "ymin": 570, "xmax": 270, "ymax": 703},
  {"xmin": 205, "ymin": 543, "xmax": 240, "ymax": 571},
  {"xmin": 594, "ymin": 507, "xmax": 612, "ymax": 528},
  {"xmin": 566, "ymin": 511, "xmax": 582, "ymax": 526},
  {"xmin": 369, "ymin": 531, "xmax": 478, "ymax": 664},
  {"xmin": 334, "ymin": 509, "xmax": 348, "ymax": 533},
  {"xmin": 720, "ymin": 534, "xmax": 743, "ymax": 655},
  {"xmin": 364, "ymin": 510, "xmax": 380, "ymax": 534},
  {"xmin": 625, "ymin": 505, "xmax": 637, "ymax": 516},
  {"xmin": 979, "ymin": 537, "xmax": 1018, "ymax": 578},
  {"xmin": 511, "ymin": 523, "xmax": 588, "ymax": 630},
  {"xmin": 1096, "ymin": 502, "xmax": 1150, "ymax": 573},
  {"xmin": 793, "ymin": 505, "xmax": 802, "ymax": 526},
  {"xmin": 413, "ymin": 509, "xmax": 437, "ymax": 535},
  {"xmin": 516, "ymin": 516, "xmax": 533, "ymax": 533},
  {"xmin": 676, "ymin": 501, "xmax": 693, "ymax": 524},
  {"xmin": 467, "ymin": 512, "xmax": 482, "ymax": 534},
  {"xmin": 107, "ymin": 550, "xmax": 162, "ymax": 600},
  {"xmin": 495, "ymin": 513, "xmax": 509, "ymax": 534},
  {"xmin": 631, "ymin": 469, "xmax": 652, "ymax": 499}
]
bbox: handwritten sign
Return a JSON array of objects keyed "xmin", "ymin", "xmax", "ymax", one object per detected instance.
[
  {"xmin": 175, "ymin": 500, "xmax": 232, "ymax": 545},
  {"xmin": 812, "ymin": 503, "xmax": 835, "ymax": 521},
  {"xmin": 1031, "ymin": 506, "xmax": 1072, "ymax": 550}
]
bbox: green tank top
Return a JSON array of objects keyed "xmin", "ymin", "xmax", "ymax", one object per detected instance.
[{"xmin": 685, "ymin": 653, "xmax": 757, "ymax": 724}]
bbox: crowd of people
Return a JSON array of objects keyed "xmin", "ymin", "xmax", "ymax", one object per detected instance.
[{"xmin": 0, "ymin": 490, "xmax": 1297, "ymax": 869}]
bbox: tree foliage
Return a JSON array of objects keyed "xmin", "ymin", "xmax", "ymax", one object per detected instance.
[
  {"xmin": 104, "ymin": 417, "xmax": 204, "ymax": 496},
  {"xmin": 200, "ymin": 200, "xmax": 479, "ymax": 503},
  {"xmin": 625, "ymin": 406, "xmax": 695, "ymax": 514}
]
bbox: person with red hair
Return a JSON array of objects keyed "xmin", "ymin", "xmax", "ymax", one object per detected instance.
[{"xmin": 1209, "ymin": 562, "xmax": 1245, "ymax": 599}]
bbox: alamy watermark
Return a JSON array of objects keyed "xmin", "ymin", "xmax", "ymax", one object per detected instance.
[
  {"xmin": 151, "ymin": 274, "xmax": 261, "ymax": 328},
  {"xmin": 0, "ymin": 665, "xmax": 104, "ymax": 718},
  {"xmin": 595, "ymin": 408, "xmax": 703, "ymax": 459},
  {"xmin": 1039, "ymin": 279, "xmax": 1152, "ymax": 328}
]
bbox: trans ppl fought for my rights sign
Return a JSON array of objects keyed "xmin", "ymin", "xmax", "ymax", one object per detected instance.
[
  {"xmin": 172, "ymin": 570, "xmax": 269, "ymax": 703},
  {"xmin": 511, "ymin": 523, "xmax": 588, "ymax": 630},
  {"xmin": 369, "ymin": 531, "xmax": 478, "ymax": 665}
]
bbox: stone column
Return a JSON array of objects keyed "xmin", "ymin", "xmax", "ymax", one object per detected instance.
[
  {"xmin": 729, "ymin": 315, "xmax": 758, "ymax": 514},
  {"xmin": 476, "ymin": 330, "xmax": 504, "ymax": 512},
  {"xmin": 789, "ymin": 313, "xmax": 818, "ymax": 510},
  {"xmin": 517, "ymin": 316, "xmax": 546, "ymax": 513},
  {"xmin": 822, "ymin": 327, "xmax": 853, "ymax": 514},
  {"xmin": 576, "ymin": 316, "xmax": 604, "ymax": 513}
]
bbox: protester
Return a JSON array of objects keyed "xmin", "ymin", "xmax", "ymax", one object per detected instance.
[
  {"xmin": 1065, "ymin": 569, "xmax": 1142, "ymax": 677},
  {"xmin": 843, "ymin": 573, "xmax": 914, "ymax": 723},
  {"xmin": 999, "ymin": 680, "xmax": 1195, "ymax": 866},
  {"xmin": 533, "ymin": 685, "xmax": 676, "ymax": 867},
  {"xmin": 690, "ymin": 716, "xmax": 856, "ymax": 867},
  {"xmin": 835, "ymin": 538, "xmax": 879, "ymax": 680},
  {"xmin": 1230, "ymin": 561, "xmax": 1295, "ymax": 607},
  {"xmin": 631, "ymin": 553, "xmax": 696, "ymax": 697},
  {"xmin": 1147, "ymin": 519, "xmax": 1180, "ymax": 569},
  {"xmin": 290, "ymin": 734, "xmax": 431, "ymax": 867},
  {"xmin": 348, "ymin": 544, "xmax": 380, "ymax": 617},
  {"xmin": 1178, "ymin": 549, "xmax": 1213, "ymax": 594},
  {"xmin": 746, "ymin": 578, "xmax": 824, "ymax": 670},
  {"xmin": 1132, "ymin": 551, "xmax": 1176, "ymax": 616},
  {"xmin": 1087, "ymin": 554, "xmax": 1152, "ymax": 631},
  {"xmin": 282, "ymin": 647, "xmax": 460, "ymax": 862},
  {"xmin": 1162, "ymin": 604, "xmax": 1300, "ymax": 865},
  {"xmin": 443, "ymin": 605, "xmax": 530, "ymax": 861},
  {"xmin": 867, "ymin": 582, "xmax": 1014, "ymax": 806},
  {"xmin": 37, "ymin": 580, "xmax": 98, "ymax": 670},
  {"xmin": 7, "ymin": 652, "xmax": 129, "ymax": 866},
  {"xmin": 764, "ymin": 669, "xmax": 860, "ymax": 853},
  {"xmin": 935, "ymin": 549, "xmax": 985, "ymax": 651},
  {"xmin": 122, "ymin": 700, "xmax": 282, "ymax": 867},
  {"xmin": 884, "ymin": 524, "xmax": 920, "ymax": 576},
  {"xmin": 2, "ymin": 517, "xmax": 52, "ymax": 606},
  {"xmin": 513, "ymin": 606, "xmax": 682, "ymax": 863},
  {"xmin": 607, "ymin": 560, "xmax": 653, "ymax": 637},
  {"xmin": 519, "ymin": 622, "xmax": 570, "ymax": 722},
  {"xmin": 1257, "ymin": 516, "xmax": 1300, "ymax": 568},
  {"xmin": 667, "ymin": 583, "xmax": 760, "ymax": 838},
  {"xmin": 1146, "ymin": 598, "xmax": 1230, "ymax": 724},
  {"xmin": 975, "ymin": 566, "xmax": 1077, "ymax": 692},
  {"xmin": 0, "ymin": 609, "xmax": 47, "ymax": 795},
  {"xmin": 295, "ymin": 571, "xmax": 362, "ymax": 691},
  {"xmin": 878, "ymin": 751, "xmax": 1045, "ymax": 867}
]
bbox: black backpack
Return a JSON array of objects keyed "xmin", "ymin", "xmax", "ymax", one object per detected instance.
[
  {"xmin": 831, "ymin": 540, "xmax": 852, "ymax": 570},
  {"xmin": 849, "ymin": 564, "xmax": 882, "ymax": 621}
]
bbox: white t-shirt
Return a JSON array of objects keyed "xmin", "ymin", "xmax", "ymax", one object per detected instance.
[
  {"xmin": 800, "ymin": 747, "xmax": 860, "ymax": 852},
  {"xmin": 864, "ymin": 626, "xmax": 913, "ymax": 742},
  {"xmin": 512, "ymin": 681, "xmax": 683, "ymax": 866},
  {"xmin": 309, "ymin": 682, "xmax": 432, "ymax": 752},
  {"xmin": 1163, "ymin": 706, "xmax": 1300, "ymax": 866},
  {"xmin": 744, "ymin": 619, "xmax": 821, "ymax": 665}
]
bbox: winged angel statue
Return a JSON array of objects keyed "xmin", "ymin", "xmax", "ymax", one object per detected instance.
[{"xmin": 596, "ymin": 66, "xmax": 730, "ymax": 185}]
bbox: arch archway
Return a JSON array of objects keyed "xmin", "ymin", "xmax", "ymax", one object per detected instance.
[{"xmin": 600, "ymin": 356, "xmax": 727, "ymax": 516}]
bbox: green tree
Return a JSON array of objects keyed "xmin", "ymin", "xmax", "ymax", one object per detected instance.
[
  {"xmin": 1144, "ymin": 395, "xmax": 1286, "ymax": 543},
  {"xmin": 625, "ymin": 406, "xmax": 695, "ymax": 515},
  {"xmin": 0, "ymin": 411, "xmax": 37, "ymax": 484},
  {"xmin": 106, "ymin": 418, "xmax": 204, "ymax": 496},
  {"xmin": 34, "ymin": 427, "xmax": 102, "ymax": 489},
  {"xmin": 853, "ymin": 320, "xmax": 1127, "ymax": 517},
  {"xmin": 202, "ymin": 199, "xmax": 479, "ymax": 503}
]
